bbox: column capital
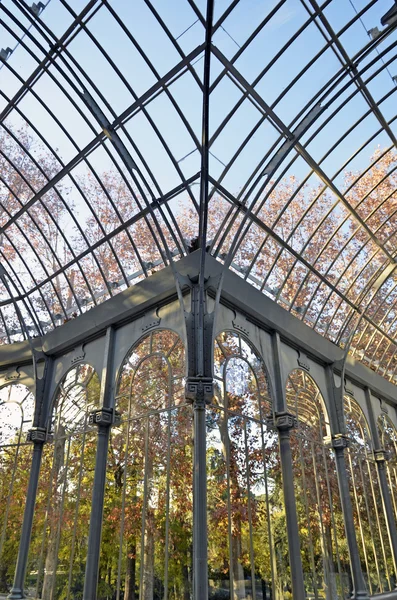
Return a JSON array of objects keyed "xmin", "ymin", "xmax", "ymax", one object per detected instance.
[
  {"xmin": 324, "ymin": 433, "xmax": 351, "ymax": 450},
  {"xmin": 185, "ymin": 376, "xmax": 213, "ymax": 406},
  {"xmin": 89, "ymin": 407, "xmax": 121, "ymax": 428},
  {"xmin": 26, "ymin": 427, "xmax": 47, "ymax": 444},
  {"xmin": 373, "ymin": 448, "xmax": 390, "ymax": 462},
  {"xmin": 267, "ymin": 411, "xmax": 298, "ymax": 431}
]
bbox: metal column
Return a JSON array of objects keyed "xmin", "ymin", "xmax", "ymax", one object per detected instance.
[
  {"xmin": 8, "ymin": 355, "xmax": 53, "ymax": 600},
  {"xmin": 270, "ymin": 332, "xmax": 306, "ymax": 600},
  {"xmin": 191, "ymin": 381, "xmax": 209, "ymax": 600},
  {"xmin": 184, "ymin": 281, "xmax": 215, "ymax": 600},
  {"xmin": 83, "ymin": 327, "xmax": 118, "ymax": 600},
  {"xmin": 7, "ymin": 428, "xmax": 47, "ymax": 599},
  {"xmin": 364, "ymin": 387, "xmax": 397, "ymax": 585},
  {"xmin": 325, "ymin": 366, "xmax": 369, "ymax": 600},
  {"xmin": 272, "ymin": 412, "xmax": 306, "ymax": 600},
  {"xmin": 330, "ymin": 435, "xmax": 370, "ymax": 599},
  {"xmin": 178, "ymin": 0, "xmax": 215, "ymax": 594}
]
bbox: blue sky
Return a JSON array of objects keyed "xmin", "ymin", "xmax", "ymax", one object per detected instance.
[{"xmin": 0, "ymin": 0, "xmax": 396, "ymax": 214}]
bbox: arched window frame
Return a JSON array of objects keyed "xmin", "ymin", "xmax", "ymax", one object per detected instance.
[
  {"xmin": 115, "ymin": 328, "xmax": 186, "ymax": 417},
  {"xmin": 27, "ymin": 362, "xmax": 100, "ymax": 600},
  {"xmin": 0, "ymin": 384, "xmax": 35, "ymax": 593},
  {"xmin": 210, "ymin": 329, "xmax": 281, "ymax": 599},
  {"xmin": 286, "ymin": 369, "xmax": 332, "ymax": 441},
  {"xmin": 286, "ymin": 369, "xmax": 347, "ymax": 599},
  {"xmin": 378, "ymin": 414, "xmax": 397, "ymax": 464},
  {"xmin": 378, "ymin": 413, "xmax": 397, "ymax": 523},
  {"xmin": 47, "ymin": 362, "xmax": 100, "ymax": 434},
  {"xmin": 213, "ymin": 329, "xmax": 273, "ymax": 420},
  {"xmin": 104, "ymin": 328, "xmax": 189, "ymax": 600},
  {"xmin": 344, "ymin": 394, "xmax": 394, "ymax": 594}
]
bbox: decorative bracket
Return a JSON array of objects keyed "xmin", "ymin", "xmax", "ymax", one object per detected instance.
[
  {"xmin": 232, "ymin": 313, "xmax": 250, "ymax": 337},
  {"xmin": 205, "ymin": 273, "xmax": 223, "ymax": 297},
  {"xmin": 141, "ymin": 308, "xmax": 161, "ymax": 333},
  {"xmin": 26, "ymin": 427, "xmax": 47, "ymax": 444},
  {"xmin": 344, "ymin": 380, "xmax": 355, "ymax": 397},
  {"xmin": 4, "ymin": 366, "xmax": 21, "ymax": 382},
  {"xmin": 185, "ymin": 377, "xmax": 214, "ymax": 405},
  {"xmin": 374, "ymin": 448, "xmax": 389, "ymax": 462},
  {"xmin": 380, "ymin": 399, "xmax": 389, "ymax": 414},
  {"xmin": 324, "ymin": 433, "xmax": 351, "ymax": 450},
  {"xmin": 297, "ymin": 351, "xmax": 310, "ymax": 372},
  {"xmin": 89, "ymin": 407, "xmax": 121, "ymax": 428},
  {"xmin": 267, "ymin": 411, "xmax": 298, "ymax": 431},
  {"xmin": 71, "ymin": 343, "xmax": 86, "ymax": 365}
]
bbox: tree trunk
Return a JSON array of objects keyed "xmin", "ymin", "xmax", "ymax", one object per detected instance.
[
  {"xmin": 141, "ymin": 447, "xmax": 154, "ymax": 600},
  {"xmin": 182, "ymin": 561, "xmax": 190, "ymax": 600},
  {"xmin": 142, "ymin": 512, "xmax": 154, "ymax": 600},
  {"xmin": 41, "ymin": 532, "xmax": 58, "ymax": 600},
  {"xmin": 322, "ymin": 524, "xmax": 336, "ymax": 600},
  {"xmin": 0, "ymin": 559, "xmax": 8, "ymax": 593},
  {"xmin": 232, "ymin": 534, "xmax": 245, "ymax": 600},
  {"xmin": 124, "ymin": 541, "xmax": 136, "ymax": 600}
]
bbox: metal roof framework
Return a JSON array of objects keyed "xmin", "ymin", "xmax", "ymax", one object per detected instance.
[{"xmin": 0, "ymin": 0, "xmax": 396, "ymax": 382}]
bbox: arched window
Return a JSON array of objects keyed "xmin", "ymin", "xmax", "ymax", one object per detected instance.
[
  {"xmin": 101, "ymin": 329, "xmax": 188, "ymax": 600},
  {"xmin": 345, "ymin": 396, "xmax": 394, "ymax": 594},
  {"xmin": 378, "ymin": 414, "xmax": 397, "ymax": 521},
  {"xmin": 210, "ymin": 331, "xmax": 284, "ymax": 600},
  {"xmin": 27, "ymin": 363, "xmax": 100, "ymax": 600},
  {"xmin": 287, "ymin": 370, "xmax": 347, "ymax": 599},
  {"xmin": 0, "ymin": 384, "xmax": 34, "ymax": 593}
]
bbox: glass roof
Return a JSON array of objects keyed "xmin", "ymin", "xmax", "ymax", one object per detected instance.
[{"xmin": 0, "ymin": 0, "xmax": 396, "ymax": 382}]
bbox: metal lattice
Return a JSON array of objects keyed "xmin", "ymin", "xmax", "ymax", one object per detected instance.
[{"xmin": 0, "ymin": 0, "xmax": 396, "ymax": 382}]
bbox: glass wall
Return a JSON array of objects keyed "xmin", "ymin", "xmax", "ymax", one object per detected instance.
[
  {"xmin": 0, "ymin": 384, "xmax": 34, "ymax": 593},
  {"xmin": 4, "ymin": 326, "xmax": 397, "ymax": 600},
  {"xmin": 100, "ymin": 329, "xmax": 189, "ymax": 600},
  {"xmin": 209, "ymin": 331, "xmax": 285, "ymax": 600},
  {"xmin": 287, "ymin": 370, "xmax": 348, "ymax": 599},
  {"xmin": 344, "ymin": 395, "xmax": 394, "ymax": 594},
  {"xmin": 27, "ymin": 363, "xmax": 100, "ymax": 600}
]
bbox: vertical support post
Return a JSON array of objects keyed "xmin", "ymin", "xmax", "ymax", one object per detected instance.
[
  {"xmin": 325, "ymin": 366, "xmax": 369, "ymax": 600},
  {"xmin": 8, "ymin": 428, "xmax": 47, "ymax": 599},
  {"xmin": 191, "ymin": 382, "xmax": 209, "ymax": 600},
  {"xmin": 270, "ymin": 332, "xmax": 305, "ymax": 600},
  {"xmin": 329, "ymin": 435, "xmax": 369, "ymax": 600},
  {"xmin": 187, "ymin": 0, "xmax": 214, "ymax": 593},
  {"xmin": 83, "ymin": 419, "xmax": 111, "ymax": 600},
  {"xmin": 374, "ymin": 450, "xmax": 397, "ymax": 585},
  {"xmin": 271, "ymin": 413, "xmax": 306, "ymax": 600},
  {"xmin": 8, "ymin": 354, "xmax": 53, "ymax": 600},
  {"xmin": 184, "ymin": 279, "xmax": 217, "ymax": 600},
  {"xmin": 83, "ymin": 327, "xmax": 118, "ymax": 600},
  {"xmin": 364, "ymin": 387, "xmax": 397, "ymax": 583}
]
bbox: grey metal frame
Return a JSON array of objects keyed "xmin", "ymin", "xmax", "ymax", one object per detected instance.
[
  {"xmin": 0, "ymin": 0, "xmax": 395, "ymax": 383},
  {"xmin": 1, "ymin": 252, "xmax": 397, "ymax": 599},
  {"xmin": 0, "ymin": 0, "xmax": 397, "ymax": 596}
]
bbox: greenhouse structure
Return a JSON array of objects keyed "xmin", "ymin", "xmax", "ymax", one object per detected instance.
[{"xmin": 1, "ymin": 0, "xmax": 397, "ymax": 599}]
